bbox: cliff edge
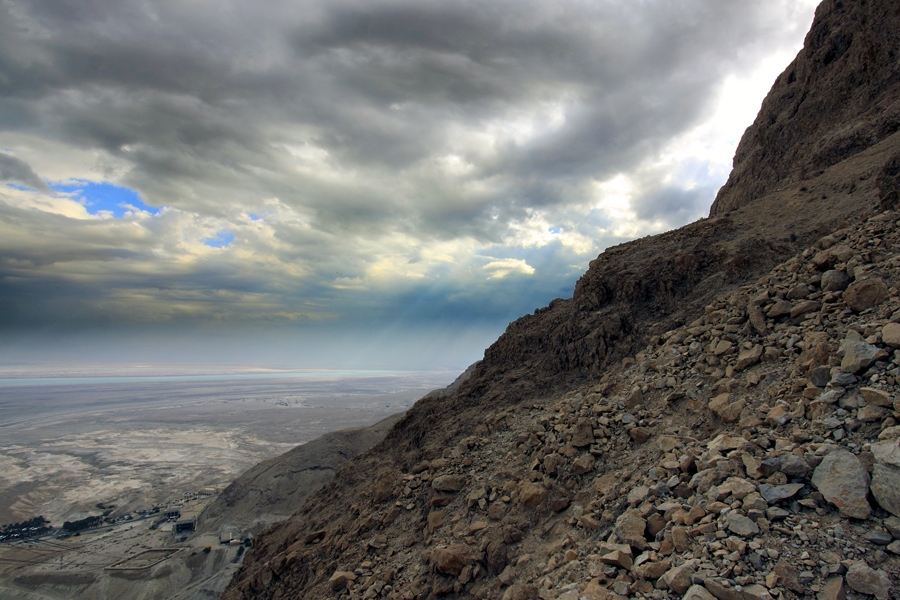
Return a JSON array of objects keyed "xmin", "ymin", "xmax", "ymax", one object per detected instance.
[{"xmin": 710, "ymin": 0, "xmax": 900, "ymax": 215}]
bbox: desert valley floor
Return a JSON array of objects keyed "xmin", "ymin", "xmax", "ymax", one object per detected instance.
[{"xmin": 0, "ymin": 370, "xmax": 454, "ymax": 525}]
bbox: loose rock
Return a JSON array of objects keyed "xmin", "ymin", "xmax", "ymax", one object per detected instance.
[{"xmin": 811, "ymin": 450, "xmax": 871, "ymax": 519}]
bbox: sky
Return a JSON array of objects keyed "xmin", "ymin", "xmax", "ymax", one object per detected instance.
[{"xmin": 0, "ymin": 0, "xmax": 820, "ymax": 372}]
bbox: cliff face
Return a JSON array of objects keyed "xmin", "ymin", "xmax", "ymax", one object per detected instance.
[
  {"xmin": 710, "ymin": 0, "xmax": 900, "ymax": 215},
  {"xmin": 222, "ymin": 1, "xmax": 900, "ymax": 599}
]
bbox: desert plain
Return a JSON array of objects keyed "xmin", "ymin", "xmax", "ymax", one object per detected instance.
[{"xmin": 0, "ymin": 369, "xmax": 454, "ymax": 525}]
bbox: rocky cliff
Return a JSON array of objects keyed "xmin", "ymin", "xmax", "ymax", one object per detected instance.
[
  {"xmin": 710, "ymin": 0, "xmax": 900, "ymax": 215},
  {"xmin": 222, "ymin": 1, "xmax": 900, "ymax": 599}
]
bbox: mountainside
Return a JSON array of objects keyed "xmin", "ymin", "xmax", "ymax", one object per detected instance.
[
  {"xmin": 200, "ymin": 413, "xmax": 406, "ymax": 538},
  {"xmin": 223, "ymin": 1, "xmax": 900, "ymax": 599},
  {"xmin": 711, "ymin": 0, "xmax": 900, "ymax": 216}
]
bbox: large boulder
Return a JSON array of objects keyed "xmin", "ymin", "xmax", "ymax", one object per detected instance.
[
  {"xmin": 843, "ymin": 278, "xmax": 889, "ymax": 312},
  {"xmin": 840, "ymin": 331, "xmax": 886, "ymax": 374},
  {"xmin": 871, "ymin": 439, "xmax": 900, "ymax": 517},
  {"xmin": 429, "ymin": 544, "xmax": 472, "ymax": 576},
  {"xmin": 811, "ymin": 450, "xmax": 871, "ymax": 519},
  {"xmin": 845, "ymin": 561, "xmax": 892, "ymax": 600}
]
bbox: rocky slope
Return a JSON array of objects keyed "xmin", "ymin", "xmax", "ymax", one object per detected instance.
[
  {"xmin": 201, "ymin": 413, "xmax": 405, "ymax": 538},
  {"xmin": 222, "ymin": 1, "xmax": 900, "ymax": 599},
  {"xmin": 226, "ymin": 211, "xmax": 900, "ymax": 600}
]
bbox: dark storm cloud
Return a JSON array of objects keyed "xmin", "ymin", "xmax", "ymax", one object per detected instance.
[
  {"xmin": 0, "ymin": 152, "xmax": 48, "ymax": 190},
  {"xmin": 0, "ymin": 0, "xmax": 817, "ymax": 349}
]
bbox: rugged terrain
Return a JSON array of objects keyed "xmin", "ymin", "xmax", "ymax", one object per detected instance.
[
  {"xmin": 0, "ymin": 374, "xmax": 449, "ymax": 600},
  {"xmin": 218, "ymin": 0, "xmax": 900, "ymax": 598},
  {"xmin": 201, "ymin": 413, "xmax": 406, "ymax": 538}
]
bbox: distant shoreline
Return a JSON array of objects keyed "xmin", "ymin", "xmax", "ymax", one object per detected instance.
[{"xmin": 0, "ymin": 369, "xmax": 432, "ymax": 388}]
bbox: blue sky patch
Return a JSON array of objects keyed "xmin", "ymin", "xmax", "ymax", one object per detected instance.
[
  {"xmin": 51, "ymin": 179, "xmax": 160, "ymax": 217},
  {"xmin": 203, "ymin": 230, "xmax": 235, "ymax": 248},
  {"xmin": 5, "ymin": 182, "xmax": 32, "ymax": 191}
]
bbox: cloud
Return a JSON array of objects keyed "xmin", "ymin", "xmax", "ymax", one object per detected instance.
[
  {"xmin": 482, "ymin": 258, "xmax": 535, "ymax": 280},
  {"xmin": 0, "ymin": 153, "xmax": 49, "ymax": 191},
  {"xmin": 0, "ymin": 0, "xmax": 820, "ymax": 366}
]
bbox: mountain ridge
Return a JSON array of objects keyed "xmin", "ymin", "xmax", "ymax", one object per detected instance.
[{"xmin": 222, "ymin": 1, "xmax": 900, "ymax": 598}]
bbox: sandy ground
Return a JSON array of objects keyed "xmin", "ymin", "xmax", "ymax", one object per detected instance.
[
  {"xmin": 0, "ymin": 372, "xmax": 453, "ymax": 524},
  {"xmin": 0, "ymin": 371, "xmax": 454, "ymax": 600}
]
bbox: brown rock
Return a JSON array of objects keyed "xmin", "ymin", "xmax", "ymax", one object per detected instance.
[
  {"xmin": 627, "ymin": 484, "xmax": 650, "ymax": 505},
  {"xmin": 600, "ymin": 549, "xmax": 633, "ymax": 570},
  {"xmin": 594, "ymin": 472, "xmax": 618, "ymax": 496},
  {"xmin": 717, "ymin": 477, "xmax": 756, "ymax": 500},
  {"xmin": 709, "ymin": 393, "xmax": 744, "ymax": 423},
  {"xmin": 787, "ymin": 283, "xmax": 811, "ymax": 299},
  {"xmin": 626, "ymin": 387, "xmax": 643, "ymax": 408},
  {"xmin": 859, "ymin": 405, "xmax": 887, "ymax": 422},
  {"xmin": 372, "ymin": 469, "xmax": 400, "ymax": 502},
  {"xmin": 707, "ymin": 433, "xmax": 749, "ymax": 454},
  {"xmin": 661, "ymin": 562, "xmax": 695, "ymax": 594},
  {"xmin": 629, "ymin": 426, "xmax": 652, "ymax": 443},
  {"xmin": 734, "ymin": 345, "xmax": 763, "ymax": 372},
  {"xmin": 682, "ymin": 585, "xmax": 717, "ymax": 600},
  {"xmin": 870, "ymin": 439, "xmax": 900, "ymax": 517},
  {"xmin": 817, "ymin": 577, "xmax": 846, "ymax": 600},
  {"xmin": 742, "ymin": 453, "xmax": 763, "ymax": 479},
  {"xmin": 570, "ymin": 418, "xmax": 595, "ymax": 447},
  {"xmin": 542, "ymin": 452, "xmax": 566, "ymax": 475},
  {"xmin": 860, "ymin": 387, "xmax": 893, "ymax": 407},
  {"xmin": 822, "ymin": 269, "xmax": 851, "ymax": 292},
  {"xmin": 714, "ymin": 340, "xmax": 733, "ymax": 355},
  {"xmin": 572, "ymin": 453, "xmax": 595, "ymax": 475},
  {"xmin": 579, "ymin": 513, "xmax": 601, "ymax": 530},
  {"xmin": 501, "ymin": 583, "xmax": 537, "ymax": 600},
  {"xmin": 549, "ymin": 497, "xmax": 570, "ymax": 512},
  {"xmin": 430, "ymin": 544, "xmax": 472, "ymax": 576},
  {"xmin": 811, "ymin": 450, "xmax": 871, "ymax": 519},
  {"xmin": 790, "ymin": 300, "xmax": 820, "ymax": 319},
  {"xmin": 582, "ymin": 581, "xmax": 614, "ymax": 600},
  {"xmin": 427, "ymin": 510, "xmax": 446, "ymax": 532},
  {"xmin": 634, "ymin": 559, "xmax": 670, "ymax": 580},
  {"xmin": 748, "ymin": 303, "xmax": 767, "ymax": 335},
  {"xmin": 329, "ymin": 570, "xmax": 357, "ymax": 591},
  {"xmin": 684, "ymin": 504, "xmax": 706, "ymax": 526},
  {"xmin": 647, "ymin": 512, "xmax": 666, "ymax": 537},
  {"xmin": 432, "ymin": 475, "xmax": 466, "ymax": 492},
  {"xmin": 883, "ymin": 322, "xmax": 900, "ymax": 348},
  {"xmin": 843, "ymin": 278, "xmax": 889, "ymax": 312},
  {"xmin": 303, "ymin": 530, "xmax": 326, "ymax": 544},
  {"xmin": 774, "ymin": 559, "xmax": 804, "ymax": 593},
  {"xmin": 615, "ymin": 510, "xmax": 648, "ymax": 549},
  {"xmin": 518, "ymin": 481, "xmax": 547, "ymax": 507},
  {"xmin": 766, "ymin": 404, "xmax": 790, "ymax": 427},
  {"xmin": 671, "ymin": 526, "xmax": 691, "ymax": 552},
  {"xmin": 767, "ymin": 300, "xmax": 793, "ymax": 318},
  {"xmin": 845, "ymin": 561, "xmax": 892, "ymax": 600},
  {"xmin": 725, "ymin": 512, "xmax": 759, "ymax": 537},
  {"xmin": 658, "ymin": 435, "xmax": 681, "ymax": 452}
]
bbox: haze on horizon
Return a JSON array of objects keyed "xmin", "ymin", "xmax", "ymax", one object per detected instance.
[{"xmin": 0, "ymin": 0, "xmax": 819, "ymax": 373}]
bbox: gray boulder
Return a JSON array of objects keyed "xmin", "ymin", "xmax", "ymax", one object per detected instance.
[
  {"xmin": 871, "ymin": 439, "xmax": 900, "ymax": 518},
  {"xmin": 811, "ymin": 450, "xmax": 871, "ymax": 519}
]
